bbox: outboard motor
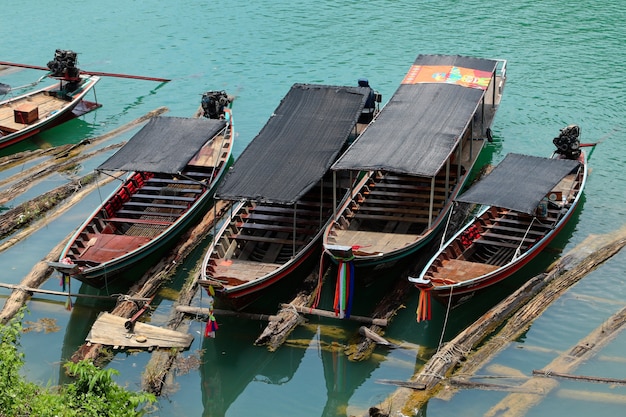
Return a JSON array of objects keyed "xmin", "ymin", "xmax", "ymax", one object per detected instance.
[
  {"xmin": 201, "ymin": 90, "xmax": 232, "ymax": 119},
  {"xmin": 553, "ymin": 124, "xmax": 581, "ymax": 160},
  {"xmin": 47, "ymin": 49, "xmax": 80, "ymax": 79}
]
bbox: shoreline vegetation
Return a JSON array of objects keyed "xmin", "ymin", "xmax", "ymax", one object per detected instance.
[{"xmin": 0, "ymin": 308, "xmax": 156, "ymax": 417}]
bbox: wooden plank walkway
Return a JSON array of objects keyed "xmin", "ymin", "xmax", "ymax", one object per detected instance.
[{"xmin": 86, "ymin": 312, "xmax": 193, "ymax": 350}]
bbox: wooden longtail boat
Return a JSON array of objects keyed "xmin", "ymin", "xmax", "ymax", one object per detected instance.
[
  {"xmin": 50, "ymin": 98, "xmax": 234, "ymax": 289},
  {"xmin": 323, "ymin": 55, "xmax": 507, "ymax": 274},
  {"xmin": 0, "ymin": 50, "xmax": 100, "ymax": 149},
  {"xmin": 409, "ymin": 125, "xmax": 588, "ymax": 320},
  {"xmin": 198, "ymin": 83, "xmax": 378, "ymax": 310}
]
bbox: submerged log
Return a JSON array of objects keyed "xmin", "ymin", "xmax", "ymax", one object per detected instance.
[
  {"xmin": 254, "ymin": 265, "xmax": 323, "ymax": 350},
  {"xmin": 0, "ymin": 171, "xmax": 101, "ymax": 240},
  {"xmin": 0, "ymin": 230, "xmax": 72, "ymax": 325},
  {"xmin": 485, "ymin": 304, "xmax": 626, "ymax": 417},
  {"xmin": 0, "ymin": 173, "xmax": 115, "ymax": 253},
  {"xmin": 373, "ymin": 225, "xmax": 626, "ymax": 417}
]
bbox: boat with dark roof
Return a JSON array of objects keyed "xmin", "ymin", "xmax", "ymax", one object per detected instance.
[
  {"xmin": 409, "ymin": 125, "xmax": 587, "ymax": 319},
  {"xmin": 323, "ymin": 55, "xmax": 507, "ymax": 273},
  {"xmin": 50, "ymin": 94, "xmax": 234, "ymax": 288},
  {"xmin": 198, "ymin": 83, "xmax": 378, "ymax": 310}
]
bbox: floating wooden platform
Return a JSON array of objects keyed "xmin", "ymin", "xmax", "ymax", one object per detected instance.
[{"xmin": 86, "ymin": 312, "xmax": 193, "ymax": 350}]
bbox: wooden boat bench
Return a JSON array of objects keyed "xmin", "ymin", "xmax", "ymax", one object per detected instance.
[
  {"xmin": 361, "ymin": 197, "xmax": 445, "ymax": 209},
  {"xmin": 116, "ymin": 209, "xmax": 182, "ymax": 218},
  {"xmin": 236, "ymin": 221, "xmax": 318, "ymax": 236},
  {"xmin": 480, "ymin": 224, "xmax": 545, "ymax": 237},
  {"xmin": 145, "ymin": 177, "xmax": 203, "ymax": 186},
  {"xmin": 106, "ymin": 217, "xmax": 174, "ymax": 226},
  {"xmin": 239, "ymin": 212, "xmax": 323, "ymax": 226},
  {"xmin": 132, "ymin": 193, "xmax": 196, "ymax": 203},
  {"xmin": 474, "ymin": 237, "xmax": 526, "ymax": 250},
  {"xmin": 233, "ymin": 233, "xmax": 307, "ymax": 247},
  {"xmin": 350, "ymin": 212, "xmax": 431, "ymax": 224},
  {"xmin": 139, "ymin": 185, "xmax": 203, "ymax": 194},
  {"xmin": 123, "ymin": 201, "xmax": 188, "ymax": 210},
  {"xmin": 249, "ymin": 205, "xmax": 323, "ymax": 218}
]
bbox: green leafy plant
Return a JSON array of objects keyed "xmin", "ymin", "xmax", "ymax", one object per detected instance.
[{"xmin": 0, "ymin": 309, "xmax": 156, "ymax": 416}]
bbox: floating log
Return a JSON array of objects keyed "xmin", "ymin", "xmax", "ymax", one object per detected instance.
[
  {"xmin": 0, "ymin": 230, "xmax": 72, "ymax": 325},
  {"xmin": 372, "ymin": 225, "xmax": 626, "ymax": 417},
  {"xmin": 0, "ymin": 173, "xmax": 115, "ymax": 253},
  {"xmin": 531, "ymin": 370, "xmax": 626, "ymax": 385},
  {"xmin": 485, "ymin": 303, "xmax": 626, "ymax": 417},
  {"xmin": 281, "ymin": 304, "xmax": 388, "ymax": 327},
  {"xmin": 254, "ymin": 266, "xmax": 324, "ymax": 350},
  {"xmin": 0, "ymin": 282, "xmax": 148, "ymax": 302},
  {"xmin": 175, "ymin": 305, "xmax": 278, "ymax": 322}
]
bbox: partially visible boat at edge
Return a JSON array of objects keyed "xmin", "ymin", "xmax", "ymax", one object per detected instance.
[
  {"xmin": 409, "ymin": 125, "xmax": 587, "ymax": 320},
  {"xmin": 50, "ymin": 93, "xmax": 234, "ymax": 289},
  {"xmin": 198, "ymin": 82, "xmax": 378, "ymax": 310},
  {"xmin": 0, "ymin": 50, "xmax": 100, "ymax": 149},
  {"xmin": 323, "ymin": 55, "xmax": 507, "ymax": 274}
]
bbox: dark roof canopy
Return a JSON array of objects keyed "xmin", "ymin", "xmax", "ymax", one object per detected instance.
[
  {"xmin": 332, "ymin": 54, "xmax": 499, "ymax": 177},
  {"xmin": 456, "ymin": 153, "xmax": 581, "ymax": 214},
  {"xmin": 216, "ymin": 84, "xmax": 368, "ymax": 204},
  {"xmin": 98, "ymin": 116, "xmax": 226, "ymax": 174}
]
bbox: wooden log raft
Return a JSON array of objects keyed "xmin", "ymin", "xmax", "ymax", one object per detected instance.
[{"xmin": 372, "ymin": 225, "xmax": 626, "ymax": 417}]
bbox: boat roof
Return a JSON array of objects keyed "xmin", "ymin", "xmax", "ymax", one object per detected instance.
[
  {"xmin": 456, "ymin": 153, "xmax": 581, "ymax": 214},
  {"xmin": 98, "ymin": 116, "xmax": 226, "ymax": 174},
  {"xmin": 216, "ymin": 83, "xmax": 368, "ymax": 204},
  {"xmin": 332, "ymin": 54, "xmax": 499, "ymax": 177}
]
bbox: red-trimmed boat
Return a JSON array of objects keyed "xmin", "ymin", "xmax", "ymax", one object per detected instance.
[
  {"xmin": 323, "ymin": 55, "xmax": 507, "ymax": 272},
  {"xmin": 0, "ymin": 50, "xmax": 100, "ymax": 149},
  {"xmin": 409, "ymin": 125, "xmax": 587, "ymax": 320},
  {"xmin": 198, "ymin": 83, "xmax": 378, "ymax": 310},
  {"xmin": 50, "ymin": 93, "xmax": 234, "ymax": 289}
]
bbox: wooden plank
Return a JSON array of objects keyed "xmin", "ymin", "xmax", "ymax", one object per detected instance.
[
  {"xmin": 211, "ymin": 259, "xmax": 281, "ymax": 282},
  {"xmin": 436, "ymin": 259, "xmax": 499, "ymax": 281},
  {"xmin": 87, "ymin": 312, "xmax": 193, "ymax": 349},
  {"xmin": 106, "ymin": 217, "xmax": 173, "ymax": 226}
]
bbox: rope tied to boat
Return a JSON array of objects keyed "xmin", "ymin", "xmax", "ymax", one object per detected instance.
[{"xmin": 514, "ymin": 217, "xmax": 536, "ymax": 260}]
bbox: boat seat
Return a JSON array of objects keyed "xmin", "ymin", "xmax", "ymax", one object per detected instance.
[
  {"xmin": 123, "ymin": 201, "xmax": 188, "ymax": 210},
  {"xmin": 116, "ymin": 209, "xmax": 182, "ymax": 218},
  {"xmin": 236, "ymin": 221, "xmax": 318, "ymax": 235},
  {"xmin": 106, "ymin": 217, "xmax": 174, "ymax": 226},
  {"xmin": 474, "ymin": 238, "xmax": 526, "ymax": 250},
  {"xmin": 132, "ymin": 193, "xmax": 196, "ymax": 202},
  {"xmin": 233, "ymin": 233, "xmax": 307, "ymax": 246}
]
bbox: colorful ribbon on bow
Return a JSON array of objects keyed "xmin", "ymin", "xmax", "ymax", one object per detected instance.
[
  {"xmin": 416, "ymin": 286, "xmax": 432, "ymax": 322},
  {"xmin": 333, "ymin": 258, "xmax": 354, "ymax": 319}
]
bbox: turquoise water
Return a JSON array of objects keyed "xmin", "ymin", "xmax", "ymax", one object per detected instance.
[{"xmin": 2, "ymin": 1, "xmax": 626, "ymax": 416}]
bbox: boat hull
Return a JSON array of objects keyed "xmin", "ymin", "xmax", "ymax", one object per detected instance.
[
  {"xmin": 0, "ymin": 75, "xmax": 101, "ymax": 149},
  {"xmin": 413, "ymin": 151, "xmax": 587, "ymax": 308},
  {"xmin": 53, "ymin": 114, "xmax": 234, "ymax": 289}
]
